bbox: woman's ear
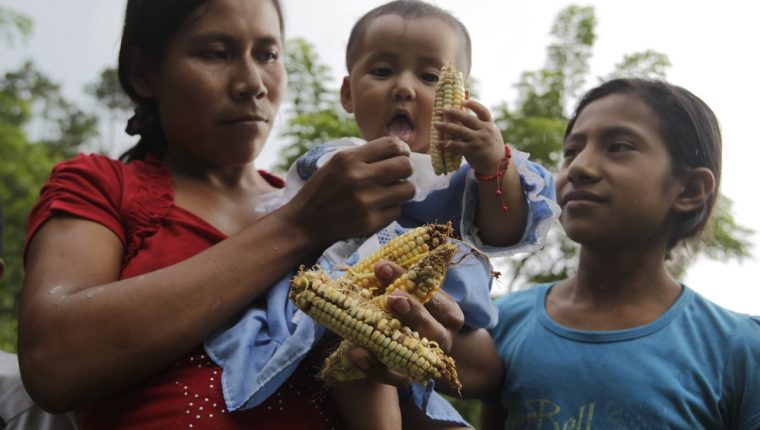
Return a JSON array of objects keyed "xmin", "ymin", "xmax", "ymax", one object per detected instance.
[
  {"xmin": 672, "ymin": 167, "xmax": 716, "ymax": 214},
  {"xmin": 340, "ymin": 76, "xmax": 353, "ymax": 114},
  {"xmin": 127, "ymin": 47, "xmax": 155, "ymax": 99}
]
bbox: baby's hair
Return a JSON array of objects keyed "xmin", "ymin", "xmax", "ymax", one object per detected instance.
[
  {"xmin": 345, "ymin": 0, "xmax": 472, "ymax": 77},
  {"xmin": 566, "ymin": 78, "xmax": 722, "ymax": 250},
  {"xmin": 116, "ymin": 0, "xmax": 285, "ymax": 162}
]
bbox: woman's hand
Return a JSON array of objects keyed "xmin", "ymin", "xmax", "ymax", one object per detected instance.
[
  {"xmin": 283, "ymin": 137, "xmax": 416, "ymax": 248},
  {"xmin": 344, "ymin": 260, "xmax": 465, "ymax": 387}
]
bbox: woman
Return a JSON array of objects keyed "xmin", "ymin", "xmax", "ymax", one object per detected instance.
[{"xmin": 17, "ymin": 0, "xmax": 431, "ymax": 428}]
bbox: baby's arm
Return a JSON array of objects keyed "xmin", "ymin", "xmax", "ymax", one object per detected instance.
[
  {"xmin": 434, "ymin": 100, "xmax": 528, "ymax": 246},
  {"xmin": 330, "ymin": 379, "xmax": 401, "ymax": 430}
]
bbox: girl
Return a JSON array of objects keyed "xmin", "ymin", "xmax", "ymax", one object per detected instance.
[
  {"xmin": 17, "ymin": 0, "xmax": 461, "ymax": 428},
  {"xmin": 445, "ymin": 78, "xmax": 760, "ymax": 429}
]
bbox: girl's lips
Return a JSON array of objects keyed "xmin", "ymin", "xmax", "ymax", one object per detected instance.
[{"xmin": 560, "ymin": 190, "xmax": 605, "ymax": 207}]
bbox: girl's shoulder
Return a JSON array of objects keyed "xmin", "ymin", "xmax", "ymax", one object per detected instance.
[{"xmin": 491, "ymin": 283, "xmax": 552, "ymax": 330}]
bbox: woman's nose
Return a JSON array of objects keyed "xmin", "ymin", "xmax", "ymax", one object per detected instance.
[{"xmin": 231, "ymin": 58, "xmax": 267, "ymax": 101}]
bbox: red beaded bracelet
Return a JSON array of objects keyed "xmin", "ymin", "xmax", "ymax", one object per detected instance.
[{"xmin": 474, "ymin": 145, "xmax": 512, "ymax": 212}]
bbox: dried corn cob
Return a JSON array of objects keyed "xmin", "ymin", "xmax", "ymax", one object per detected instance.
[
  {"xmin": 430, "ymin": 63, "xmax": 466, "ymax": 175},
  {"xmin": 340, "ymin": 223, "xmax": 453, "ymax": 295},
  {"xmin": 290, "ymin": 270, "xmax": 461, "ymax": 391},
  {"xmin": 379, "ymin": 242, "xmax": 458, "ymax": 305}
]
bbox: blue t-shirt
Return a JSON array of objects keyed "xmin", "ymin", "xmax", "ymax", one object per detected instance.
[{"xmin": 489, "ymin": 283, "xmax": 760, "ymax": 430}]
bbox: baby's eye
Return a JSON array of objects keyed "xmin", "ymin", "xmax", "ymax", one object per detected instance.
[
  {"xmin": 421, "ymin": 72, "xmax": 439, "ymax": 83},
  {"xmin": 562, "ymin": 148, "xmax": 578, "ymax": 159},
  {"xmin": 370, "ymin": 67, "xmax": 392, "ymax": 78}
]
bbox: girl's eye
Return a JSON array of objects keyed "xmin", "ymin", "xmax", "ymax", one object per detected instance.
[
  {"xmin": 370, "ymin": 67, "xmax": 392, "ymax": 78},
  {"xmin": 609, "ymin": 142, "xmax": 634, "ymax": 153},
  {"xmin": 421, "ymin": 72, "xmax": 439, "ymax": 83}
]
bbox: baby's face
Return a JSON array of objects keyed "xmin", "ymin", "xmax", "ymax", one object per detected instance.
[{"xmin": 341, "ymin": 15, "xmax": 468, "ymax": 153}]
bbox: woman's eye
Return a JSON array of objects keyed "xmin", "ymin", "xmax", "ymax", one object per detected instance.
[
  {"xmin": 370, "ymin": 67, "xmax": 392, "ymax": 77},
  {"xmin": 256, "ymin": 51, "xmax": 279, "ymax": 63},
  {"xmin": 200, "ymin": 49, "xmax": 228, "ymax": 60}
]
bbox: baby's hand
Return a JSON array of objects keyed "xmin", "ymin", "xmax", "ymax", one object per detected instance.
[{"xmin": 434, "ymin": 99, "xmax": 505, "ymax": 175}]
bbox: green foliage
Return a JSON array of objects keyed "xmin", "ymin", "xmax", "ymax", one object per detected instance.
[
  {"xmin": 0, "ymin": 59, "xmax": 99, "ymax": 351},
  {"xmin": 86, "ymin": 67, "xmax": 135, "ymax": 154},
  {"xmin": 277, "ymin": 38, "xmax": 359, "ymax": 172},
  {"xmin": 0, "ymin": 6, "xmax": 33, "ymax": 47},
  {"xmin": 285, "ymin": 38, "xmax": 335, "ymax": 116},
  {"xmin": 444, "ymin": 394, "xmax": 481, "ymax": 429},
  {"xmin": 602, "ymin": 50, "xmax": 672, "ymax": 82},
  {"xmin": 86, "ymin": 68, "xmax": 133, "ymax": 113},
  {"xmin": 278, "ymin": 110, "xmax": 359, "ymax": 171}
]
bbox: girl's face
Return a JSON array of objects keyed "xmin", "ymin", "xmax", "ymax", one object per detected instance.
[
  {"xmin": 556, "ymin": 93, "xmax": 682, "ymax": 251},
  {"xmin": 137, "ymin": 0, "xmax": 286, "ymax": 168},
  {"xmin": 341, "ymin": 15, "xmax": 468, "ymax": 153}
]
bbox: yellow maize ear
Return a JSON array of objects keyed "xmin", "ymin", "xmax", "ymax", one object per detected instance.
[
  {"xmin": 341, "ymin": 223, "xmax": 453, "ymax": 295},
  {"xmin": 289, "ymin": 270, "xmax": 461, "ymax": 392},
  {"xmin": 318, "ymin": 341, "xmax": 366, "ymax": 382},
  {"xmin": 430, "ymin": 63, "xmax": 466, "ymax": 175},
  {"xmin": 379, "ymin": 242, "xmax": 458, "ymax": 305}
]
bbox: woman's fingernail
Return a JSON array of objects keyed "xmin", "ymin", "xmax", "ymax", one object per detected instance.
[
  {"xmin": 355, "ymin": 358, "xmax": 370, "ymax": 370},
  {"xmin": 388, "ymin": 295, "xmax": 411, "ymax": 314},
  {"xmin": 378, "ymin": 264, "xmax": 394, "ymax": 280}
]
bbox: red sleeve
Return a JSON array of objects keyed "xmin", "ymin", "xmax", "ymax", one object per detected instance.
[{"xmin": 25, "ymin": 153, "xmax": 128, "ymax": 251}]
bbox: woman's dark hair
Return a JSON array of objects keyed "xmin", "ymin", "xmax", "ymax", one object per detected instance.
[
  {"xmin": 345, "ymin": 0, "xmax": 472, "ymax": 77},
  {"xmin": 565, "ymin": 78, "xmax": 722, "ymax": 250},
  {"xmin": 117, "ymin": 0, "xmax": 285, "ymax": 162}
]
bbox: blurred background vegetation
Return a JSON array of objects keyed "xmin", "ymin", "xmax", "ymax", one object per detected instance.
[{"xmin": 0, "ymin": 4, "xmax": 752, "ymax": 427}]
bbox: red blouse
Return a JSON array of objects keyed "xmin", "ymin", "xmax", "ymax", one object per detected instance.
[{"xmin": 26, "ymin": 154, "xmax": 345, "ymax": 429}]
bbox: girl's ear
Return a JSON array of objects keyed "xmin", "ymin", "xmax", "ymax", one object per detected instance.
[
  {"xmin": 672, "ymin": 167, "xmax": 716, "ymax": 214},
  {"xmin": 340, "ymin": 76, "xmax": 353, "ymax": 114},
  {"xmin": 127, "ymin": 47, "xmax": 156, "ymax": 99}
]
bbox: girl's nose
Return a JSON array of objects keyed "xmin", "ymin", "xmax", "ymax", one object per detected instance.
[{"xmin": 566, "ymin": 148, "xmax": 600, "ymax": 185}]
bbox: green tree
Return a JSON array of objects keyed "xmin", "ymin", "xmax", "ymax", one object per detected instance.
[
  {"xmin": 86, "ymin": 67, "xmax": 134, "ymax": 154},
  {"xmin": 277, "ymin": 38, "xmax": 358, "ymax": 172},
  {"xmin": 493, "ymin": 6, "xmax": 751, "ymax": 291},
  {"xmin": 0, "ymin": 9, "xmax": 100, "ymax": 350}
]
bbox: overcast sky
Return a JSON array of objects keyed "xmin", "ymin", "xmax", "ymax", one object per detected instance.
[{"xmin": 2, "ymin": 0, "xmax": 758, "ymax": 315}]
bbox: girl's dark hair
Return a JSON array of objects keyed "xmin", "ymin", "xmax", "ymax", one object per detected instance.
[
  {"xmin": 117, "ymin": 0, "xmax": 285, "ymax": 162},
  {"xmin": 345, "ymin": 0, "xmax": 472, "ymax": 77},
  {"xmin": 565, "ymin": 78, "xmax": 722, "ymax": 250}
]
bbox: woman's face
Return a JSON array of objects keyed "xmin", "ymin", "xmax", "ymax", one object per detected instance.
[{"xmin": 138, "ymin": 0, "xmax": 286, "ymax": 168}]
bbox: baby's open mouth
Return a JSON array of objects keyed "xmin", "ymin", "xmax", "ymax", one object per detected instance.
[{"xmin": 387, "ymin": 114, "xmax": 415, "ymax": 145}]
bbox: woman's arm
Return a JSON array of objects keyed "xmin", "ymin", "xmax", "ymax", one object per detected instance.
[
  {"xmin": 480, "ymin": 404, "xmax": 508, "ymax": 430},
  {"xmin": 18, "ymin": 139, "xmax": 416, "ymax": 412},
  {"xmin": 330, "ymin": 379, "xmax": 401, "ymax": 430}
]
